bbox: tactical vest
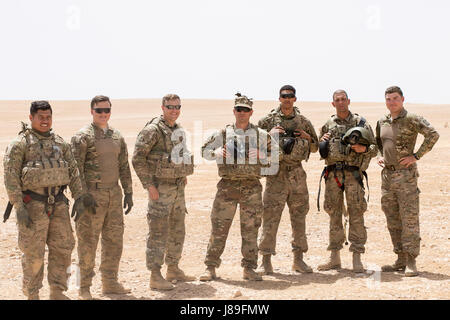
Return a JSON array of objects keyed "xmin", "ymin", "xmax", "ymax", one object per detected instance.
[
  {"xmin": 267, "ymin": 107, "xmax": 310, "ymax": 162},
  {"xmin": 324, "ymin": 114, "xmax": 371, "ymax": 171},
  {"xmin": 146, "ymin": 118, "xmax": 194, "ymax": 178},
  {"xmin": 21, "ymin": 129, "xmax": 71, "ymax": 191},
  {"xmin": 80, "ymin": 125, "xmax": 121, "ymax": 184},
  {"xmin": 217, "ymin": 125, "xmax": 267, "ymax": 179}
]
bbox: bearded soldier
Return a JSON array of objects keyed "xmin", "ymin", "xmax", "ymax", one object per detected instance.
[
  {"xmin": 377, "ymin": 86, "xmax": 439, "ymax": 277},
  {"xmin": 132, "ymin": 94, "xmax": 195, "ymax": 291},
  {"xmin": 257, "ymin": 85, "xmax": 318, "ymax": 275},
  {"xmin": 71, "ymin": 95, "xmax": 133, "ymax": 299},
  {"xmin": 3, "ymin": 101, "xmax": 95, "ymax": 300},
  {"xmin": 199, "ymin": 93, "xmax": 277, "ymax": 282},
  {"xmin": 317, "ymin": 90, "xmax": 377, "ymax": 273}
]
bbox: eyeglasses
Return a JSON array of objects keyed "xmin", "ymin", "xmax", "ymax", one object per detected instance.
[
  {"xmin": 164, "ymin": 105, "xmax": 181, "ymax": 110},
  {"xmin": 280, "ymin": 93, "xmax": 296, "ymax": 99},
  {"xmin": 93, "ymin": 108, "xmax": 111, "ymax": 114},
  {"xmin": 234, "ymin": 107, "xmax": 252, "ymax": 113}
]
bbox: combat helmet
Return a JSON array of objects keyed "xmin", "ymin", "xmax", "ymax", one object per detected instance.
[{"xmin": 342, "ymin": 126, "xmax": 371, "ymax": 146}]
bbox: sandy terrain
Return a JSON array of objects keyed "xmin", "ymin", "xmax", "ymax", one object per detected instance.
[{"xmin": 0, "ymin": 98, "xmax": 449, "ymax": 300}]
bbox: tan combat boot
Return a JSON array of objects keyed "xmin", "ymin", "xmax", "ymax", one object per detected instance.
[
  {"xmin": 102, "ymin": 280, "xmax": 131, "ymax": 295},
  {"xmin": 259, "ymin": 255, "xmax": 273, "ymax": 275},
  {"xmin": 49, "ymin": 287, "xmax": 70, "ymax": 300},
  {"xmin": 78, "ymin": 287, "xmax": 93, "ymax": 300},
  {"xmin": 243, "ymin": 268, "xmax": 263, "ymax": 281},
  {"xmin": 352, "ymin": 252, "xmax": 365, "ymax": 273},
  {"xmin": 381, "ymin": 253, "xmax": 407, "ymax": 272},
  {"xmin": 150, "ymin": 267, "xmax": 174, "ymax": 290},
  {"xmin": 292, "ymin": 251, "xmax": 313, "ymax": 273},
  {"xmin": 166, "ymin": 264, "xmax": 196, "ymax": 282},
  {"xmin": 404, "ymin": 254, "xmax": 418, "ymax": 277},
  {"xmin": 318, "ymin": 250, "xmax": 341, "ymax": 271},
  {"xmin": 199, "ymin": 266, "xmax": 217, "ymax": 282}
]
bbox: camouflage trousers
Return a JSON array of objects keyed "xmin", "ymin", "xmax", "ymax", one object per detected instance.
[
  {"xmin": 205, "ymin": 178, "xmax": 263, "ymax": 269},
  {"xmin": 259, "ymin": 165, "xmax": 309, "ymax": 256},
  {"xmin": 75, "ymin": 184, "xmax": 124, "ymax": 287},
  {"xmin": 381, "ymin": 167, "xmax": 421, "ymax": 257},
  {"xmin": 18, "ymin": 198, "xmax": 75, "ymax": 297},
  {"xmin": 323, "ymin": 169, "xmax": 367, "ymax": 253},
  {"xmin": 146, "ymin": 178, "xmax": 186, "ymax": 270}
]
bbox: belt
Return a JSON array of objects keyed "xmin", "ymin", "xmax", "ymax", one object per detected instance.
[
  {"xmin": 326, "ymin": 162, "xmax": 359, "ymax": 171},
  {"xmin": 384, "ymin": 164, "xmax": 407, "ymax": 171},
  {"xmin": 23, "ymin": 189, "xmax": 68, "ymax": 205},
  {"xmin": 280, "ymin": 163, "xmax": 302, "ymax": 171},
  {"xmin": 4, "ymin": 187, "xmax": 68, "ymax": 222},
  {"xmin": 87, "ymin": 181, "xmax": 118, "ymax": 189}
]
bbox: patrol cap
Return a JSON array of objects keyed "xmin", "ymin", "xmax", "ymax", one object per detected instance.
[{"xmin": 234, "ymin": 92, "xmax": 253, "ymax": 109}]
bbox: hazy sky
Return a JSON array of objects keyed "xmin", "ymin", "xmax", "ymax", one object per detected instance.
[{"xmin": 0, "ymin": 0, "xmax": 449, "ymax": 104}]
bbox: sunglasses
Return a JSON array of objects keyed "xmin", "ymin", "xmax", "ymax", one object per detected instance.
[
  {"xmin": 235, "ymin": 106, "xmax": 252, "ymax": 113},
  {"xmin": 280, "ymin": 93, "xmax": 296, "ymax": 99},
  {"xmin": 93, "ymin": 108, "xmax": 111, "ymax": 114},
  {"xmin": 164, "ymin": 105, "xmax": 181, "ymax": 110}
]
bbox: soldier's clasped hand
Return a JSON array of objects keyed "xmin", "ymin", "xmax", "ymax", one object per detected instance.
[
  {"xmin": 351, "ymin": 144, "xmax": 367, "ymax": 153},
  {"xmin": 320, "ymin": 133, "xmax": 331, "ymax": 142}
]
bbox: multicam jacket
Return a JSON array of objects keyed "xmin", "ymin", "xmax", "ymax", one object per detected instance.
[
  {"xmin": 132, "ymin": 115, "xmax": 193, "ymax": 188},
  {"xmin": 319, "ymin": 111, "xmax": 378, "ymax": 170},
  {"xmin": 4, "ymin": 123, "xmax": 83, "ymax": 205},
  {"xmin": 376, "ymin": 108, "xmax": 439, "ymax": 164},
  {"xmin": 258, "ymin": 106, "xmax": 318, "ymax": 164},
  {"xmin": 71, "ymin": 123, "xmax": 132, "ymax": 194}
]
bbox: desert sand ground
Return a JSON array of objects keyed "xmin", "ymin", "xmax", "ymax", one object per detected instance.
[{"xmin": 0, "ymin": 99, "xmax": 449, "ymax": 300}]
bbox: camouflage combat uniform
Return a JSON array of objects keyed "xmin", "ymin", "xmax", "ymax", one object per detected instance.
[
  {"xmin": 201, "ymin": 123, "xmax": 273, "ymax": 270},
  {"xmin": 3, "ymin": 124, "xmax": 83, "ymax": 298},
  {"xmin": 132, "ymin": 116, "xmax": 193, "ymax": 270},
  {"xmin": 258, "ymin": 106, "xmax": 318, "ymax": 256},
  {"xmin": 376, "ymin": 108, "xmax": 439, "ymax": 258},
  {"xmin": 71, "ymin": 123, "xmax": 132, "ymax": 288},
  {"xmin": 319, "ymin": 112, "xmax": 377, "ymax": 253}
]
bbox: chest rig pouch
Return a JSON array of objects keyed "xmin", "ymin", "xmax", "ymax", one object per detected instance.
[
  {"xmin": 217, "ymin": 125, "xmax": 265, "ymax": 179},
  {"xmin": 147, "ymin": 118, "xmax": 194, "ymax": 178},
  {"xmin": 21, "ymin": 131, "xmax": 71, "ymax": 190},
  {"xmin": 272, "ymin": 109, "xmax": 310, "ymax": 162}
]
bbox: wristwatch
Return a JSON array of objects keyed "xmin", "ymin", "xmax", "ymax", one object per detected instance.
[{"xmin": 413, "ymin": 153, "xmax": 419, "ymax": 160}]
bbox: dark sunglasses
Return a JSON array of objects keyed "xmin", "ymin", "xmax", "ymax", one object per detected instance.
[
  {"xmin": 93, "ymin": 108, "xmax": 111, "ymax": 114},
  {"xmin": 280, "ymin": 93, "xmax": 296, "ymax": 99},
  {"xmin": 234, "ymin": 106, "xmax": 252, "ymax": 113},
  {"xmin": 164, "ymin": 104, "xmax": 181, "ymax": 110}
]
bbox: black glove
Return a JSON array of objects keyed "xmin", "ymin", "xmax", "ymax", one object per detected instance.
[
  {"xmin": 71, "ymin": 193, "xmax": 97, "ymax": 221},
  {"xmin": 71, "ymin": 197, "xmax": 85, "ymax": 221},
  {"xmin": 16, "ymin": 204, "xmax": 32, "ymax": 228},
  {"xmin": 82, "ymin": 193, "xmax": 97, "ymax": 214},
  {"xmin": 123, "ymin": 193, "xmax": 133, "ymax": 215}
]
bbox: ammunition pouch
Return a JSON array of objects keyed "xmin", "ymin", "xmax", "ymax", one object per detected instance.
[
  {"xmin": 21, "ymin": 160, "xmax": 71, "ymax": 190},
  {"xmin": 148, "ymin": 153, "xmax": 194, "ymax": 178}
]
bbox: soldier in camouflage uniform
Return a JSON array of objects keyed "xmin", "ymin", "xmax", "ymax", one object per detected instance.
[
  {"xmin": 317, "ymin": 90, "xmax": 377, "ymax": 273},
  {"xmin": 199, "ymin": 93, "xmax": 277, "ymax": 282},
  {"xmin": 132, "ymin": 94, "xmax": 195, "ymax": 291},
  {"xmin": 3, "ymin": 101, "xmax": 95, "ymax": 300},
  {"xmin": 71, "ymin": 95, "xmax": 133, "ymax": 299},
  {"xmin": 377, "ymin": 86, "xmax": 439, "ymax": 277},
  {"xmin": 257, "ymin": 85, "xmax": 318, "ymax": 275}
]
